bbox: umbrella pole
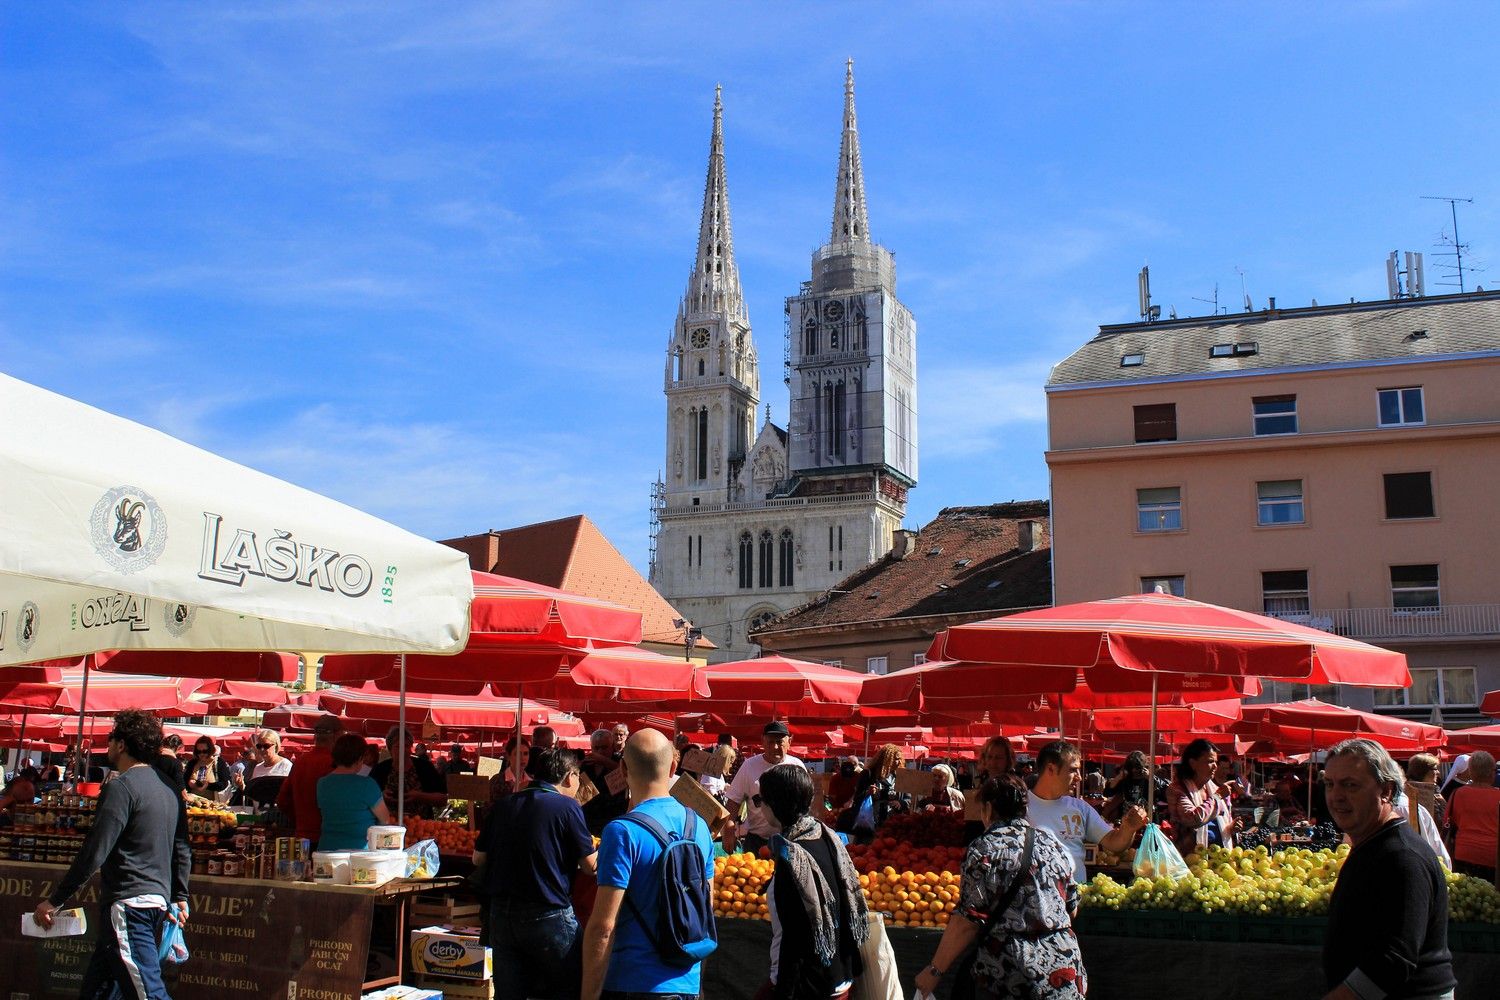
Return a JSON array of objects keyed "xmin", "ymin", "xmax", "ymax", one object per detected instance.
[
  {"xmin": 16, "ymin": 710, "xmax": 28, "ymax": 773},
  {"xmin": 398, "ymin": 654, "xmax": 407, "ymax": 826},
  {"xmin": 1307, "ymin": 727, "xmax": 1315, "ymax": 818},
  {"xmin": 1057, "ymin": 696, "xmax": 1065, "ymax": 739},
  {"xmin": 74, "ymin": 659, "xmax": 92, "ymax": 784},
  {"xmin": 1146, "ymin": 673, "xmax": 1160, "ymax": 824}
]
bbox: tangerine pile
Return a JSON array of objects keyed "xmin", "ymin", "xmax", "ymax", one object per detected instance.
[
  {"xmin": 404, "ymin": 817, "xmax": 477, "ymax": 856},
  {"xmin": 713, "ymin": 852, "xmax": 960, "ymax": 929}
]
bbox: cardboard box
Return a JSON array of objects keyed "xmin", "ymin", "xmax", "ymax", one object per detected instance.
[
  {"xmin": 445, "ymin": 773, "xmax": 493, "ymax": 804},
  {"xmin": 476, "ymin": 756, "xmax": 502, "ymax": 778},
  {"xmin": 604, "ymin": 766, "xmax": 629, "ymax": 797},
  {"xmin": 415, "ymin": 975, "xmax": 494, "ymax": 999},
  {"xmin": 680, "ymin": 747, "xmax": 711, "ymax": 773},
  {"xmin": 894, "ymin": 768, "xmax": 932, "ymax": 796},
  {"xmin": 411, "ymin": 893, "xmax": 482, "ymax": 925},
  {"xmin": 670, "ymin": 774, "xmax": 731, "ymax": 835},
  {"xmin": 409, "ymin": 926, "xmax": 493, "ymax": 982},
  {"xmin": 363, "ymin": 987, "xmax": 444, "ymax": 1000},
  {"xmin": 575, "ymin": 771, "xmax": 599, "ymax": 806}
]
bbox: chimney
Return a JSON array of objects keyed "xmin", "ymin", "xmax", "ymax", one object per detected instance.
[
  {"xmin": 1017, "ymin": 520, "xmax": 1041, "ymax": 552},
  {"xmin": 891, "ymin": 529, "xmax": 918, "ymax": 559}
]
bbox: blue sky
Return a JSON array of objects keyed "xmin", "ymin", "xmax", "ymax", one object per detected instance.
[{"xmin": 4, "ymin": 3, "xmax": 1497, "ymax": 572}]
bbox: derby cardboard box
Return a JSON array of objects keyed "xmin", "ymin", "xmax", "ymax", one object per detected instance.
[{"xmin": 410, "ymin": 925, "xmax": 493, "ymax": 981}]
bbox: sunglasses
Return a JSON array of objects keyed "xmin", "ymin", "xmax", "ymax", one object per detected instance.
[
  {"xmin": 256, "ymin": 743, "xmax": 274, "ymax": 750},
  {"xmin": 194, "ymin": 748, "xmax": 212, "ymax": 755}
]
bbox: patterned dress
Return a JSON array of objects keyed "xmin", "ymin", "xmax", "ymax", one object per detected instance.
[{"xmin": 959, "ymin": 819, "xmax": 1086, "ymax": 999}]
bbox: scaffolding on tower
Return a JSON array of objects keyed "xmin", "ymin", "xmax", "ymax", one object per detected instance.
[{"xmin": 647, "ymin": 477, "xmax": 665, "ymax": 583}]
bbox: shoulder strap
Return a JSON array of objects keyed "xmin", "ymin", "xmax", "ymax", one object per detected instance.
[
  {"xmin": 981, "ymin": 824, "xmax": 1036, "ymax": 937},
  {"xmin": 612, "ymin": 810, "xmax": 679, "ymax": 955}
]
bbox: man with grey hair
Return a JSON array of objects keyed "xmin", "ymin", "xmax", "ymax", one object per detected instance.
[
  {"xmin": 1321, "ymin": 738, "xmax": 1455, "ymax": 1000},
  {"xmin": 582, "ymin": 728, "xmax": 628, "ymax": 834}
]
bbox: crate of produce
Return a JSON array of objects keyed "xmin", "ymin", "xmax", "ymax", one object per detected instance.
[
  {"xmin": 410, "ymin": 926, "xmax": 492, "ymax": 982},
  {"xmin": 412, "ymin": 893, "xmax": 483, "ymax": 925},
  {"xmin": 414, "ymin": 974, "xmax": 495, "ymax": 998},
  {"xmin": 1447, "ymin": 921, "xmax": 1500, "ymax": 953},
  {"xmin": 1238, "ymin": 914, "xmax": 1326, "ymax": 945},
  {"xmin": 1182, "ymin": 912, "xmax": 1243, "ymax": 943}
]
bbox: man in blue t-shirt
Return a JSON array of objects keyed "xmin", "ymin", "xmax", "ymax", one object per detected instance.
[
  {"xmin": 582, "ymin": 728, "xmax": 715, "ymax": 1000},
  {"xmin": 475, "ymin": 747, "xmax": 597, "ymax": 1000}
]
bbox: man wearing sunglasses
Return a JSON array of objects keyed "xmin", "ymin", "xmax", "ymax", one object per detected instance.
[{"xmin": 34, "ymin": 710, "xmax": 192, "ymax": 999}]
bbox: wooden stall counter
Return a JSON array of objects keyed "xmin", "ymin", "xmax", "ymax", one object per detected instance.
[{"xmin": 0, "ymin": 860, "xmax": 461, "ymax": 1000}]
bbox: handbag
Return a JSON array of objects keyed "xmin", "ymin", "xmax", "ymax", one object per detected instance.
[
  {"xmin": 947, "ymin": 824, "xmax": 1035, "ymax": 1000},
  {"xmin": 851, "ymin": 912, "xmax": 902, "ymax": 1000}
]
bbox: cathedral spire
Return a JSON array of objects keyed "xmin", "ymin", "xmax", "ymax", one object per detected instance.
[
  {"xmin": 686, "ymin": 84, "xmax": 745, "ymax": 318},
  {"xmin": 830, "ymin": 59, "xmax": 870, "ymax": 245}
]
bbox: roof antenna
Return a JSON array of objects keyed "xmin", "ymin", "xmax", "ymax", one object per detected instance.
[
  {"xmin": 1235, "ymin": 266, "xmax": 1252, "ymax": 312},
  {"xmin": 1421, "ymin": 195, "xmax": 1480, "ymax": 292},
  {"xmin": 1137, "ymin": 266, "xmax": 1160, "ymax": 322},
  {"xmin": 1192, "ymin": 283, "xmax": 1223, "ymax": 315}
]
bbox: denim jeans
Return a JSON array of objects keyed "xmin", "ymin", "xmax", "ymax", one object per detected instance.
[{"xmin": 489, "ymin": 899, "xmax": 581, "ymax": 1000}]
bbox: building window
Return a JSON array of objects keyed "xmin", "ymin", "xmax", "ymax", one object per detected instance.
[
  {"xmin": 1374, "ymin": 667, "xmax": 1475, "ymax": 709},
  {"xmin": 1383, "ymin": 472, "xmax": 1434, "ymax": 519},
  {"xmin": 738, "ymin": 532, "xmax": 753, "ymax": 589},
  {"xmin": 805, "ymin": 320, "xmax": 818, "ymax": 357},
  {"xmin": 695, "ymin": 409, "xmax": 709, "ymax": 481},
  {"xmin": 1136, "ymin": 487, "xmax": 1182, "ymax": 532},
  {"xmin": 1378, "ymin": 386, "xmax": 1424, "ymax": 427},
  {"xmin": 837, "ymin": 525, "xmax": 844, "ymax": 571},
  {"xmin": 1390, "ymin": 564, "xmax": 1439, "ymax": 610},
  {"xmin": 758, "ymin": 530, "xmax": 774, "ymax": 588},
  {"xmin": 912, "ymin": 652, "xmax": 927, "ymax": 666},
  {"xmin": 1257, "ymin": 480, "xmax": 1305, "ymax": 525},
  {"xmin": 866, "ymin": 656, "xmax": 889, "ymax": 676},
  {"xmin": 828, "ymin": 525, "xmax": 835, "ymax": 572},
  {"xmin": 1253, "ymin": 395, "xmax": 1298, "ymax": 435},
  {"xmin": 822, "ymin": 660, "xmax": 844, "ymax": 668},
  {"xmin": 1133, "ymin": 403, "xmax": 1177, "ymax": 443},
  {"xmin": 1262, "ymin": 570, "xmax": 1310, "ymax": 618},
  {"xmin": 1141, "ymin": 575, "xmax": 1185, "ymax": 597},
  {"xmin": 696, "ymin": 535, "xmax": 702, "ymax": 568},
  {"xmin": 1262, "ymin": 679, "xmax": 1339, "ymax": 703},
  {"xmin": 778, "ymin": 529, "xmax": 794, "ymax": 587}
]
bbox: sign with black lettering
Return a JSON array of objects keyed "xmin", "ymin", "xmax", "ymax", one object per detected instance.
[{"xmin": 0, "ymin": 862, "xmax": 374, "ymax": 1000}]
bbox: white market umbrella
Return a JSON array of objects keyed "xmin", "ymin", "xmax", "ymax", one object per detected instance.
[{"xmin": 0, "ymin": 371, "xmax": 474, "ymax": 666}]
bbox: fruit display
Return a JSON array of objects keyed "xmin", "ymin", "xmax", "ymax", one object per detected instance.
[
  {"xmin": 713, "ymin": 851, "xmax": 961, "ymax": 929},
  {"xmin": 404, "ymin": 816, "xmax": 478, "ymax": 856},
  {"xmin": 1081, "ymin": 843, "xmax": 1500, "ymax": 925}
]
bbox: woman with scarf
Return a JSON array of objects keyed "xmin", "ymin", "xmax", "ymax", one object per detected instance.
[
  {"xmin": 757, "ymin": 763, "xmax": 868, "ymax": 1000},
  {"xmin": 915, "ymin": 775, "xmax": 1085, "ymax": 1000}
]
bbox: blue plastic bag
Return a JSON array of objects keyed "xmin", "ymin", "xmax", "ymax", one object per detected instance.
[
  {"xmin": 159, "ymin": 919, "xmax": 189, "ymax": 965},
  {"xmin": 853, "ymin": 794, "xmax": 876, "ymax": 833}
]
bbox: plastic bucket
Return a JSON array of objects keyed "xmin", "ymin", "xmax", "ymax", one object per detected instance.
[
  {"xmin": 349, "ymin": 851, "xmax": 388, "ymax": 886},
  {"xmin": 312, "ymin": 851, "xmax": 351, "ymax": 885},
  {"xmin": 366, "ymin": 825, "xmax": 406, "ymax": 851}
]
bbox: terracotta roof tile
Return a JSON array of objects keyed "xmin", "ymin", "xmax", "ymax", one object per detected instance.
[
  {"xmin": 442, "ymin": 516, "xmax": 711, "ymax": 649},
  {"xmin": 754, "ymin": 501, "xmax": 1052, "ymax": 634}
]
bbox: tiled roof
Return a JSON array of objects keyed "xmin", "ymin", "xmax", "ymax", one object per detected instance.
[
  {"xmin": 1048, "ymin": 291, "xmax": 1500, "ymax": 387},
  {"xmin": 754, "ymin": 501, "xmax": 1052, "ymax": 634},
  {"xmin": 441, "ymin": 515, "xmax": 711, "ymax": 649}
]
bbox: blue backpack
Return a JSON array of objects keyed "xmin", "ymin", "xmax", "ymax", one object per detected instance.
[{"xmin": 615, "ymin": 809, "xmax": 718, "ymax": 967}]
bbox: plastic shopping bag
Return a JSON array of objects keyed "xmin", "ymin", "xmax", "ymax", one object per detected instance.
[
  {"xmin": 851, "ymin": 912, "xmax": 904, "ymax": 1000},
  {"xmin": 406, "ymin": 838, "xmax": 441, "ymax": 878},
  {"xmin": 159, "ymin": 918, "xmax": 190, "ymax": 965},
  {"xmin": 853, "ymin": 794, "xmax": 877, "ymax": 835},
  {"xmin": 1133, "ymin": 822, "xmax": 1190, "ymax": 881}
]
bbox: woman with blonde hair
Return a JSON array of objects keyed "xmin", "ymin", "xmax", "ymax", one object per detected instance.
[
  {"xmin": 852, "ymin": 744, "xmax": 906, "ymax": 841},
  {"xmin": 921, "ymin": 764, "xmax": 966, "ymax": 812},
  {"xmin": 701, "ymin": 742, "xmax": 737, "ymax": 800}
]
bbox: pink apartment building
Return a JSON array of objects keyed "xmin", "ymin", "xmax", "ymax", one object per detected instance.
[{"xmin": 1046, "ymin": 290, "xmax": 1500, "ymax": 726}]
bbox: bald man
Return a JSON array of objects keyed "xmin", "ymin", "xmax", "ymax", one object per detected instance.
[{"xmin": 581, "ymin": 730, "xmax": 716, "ymax": 1000}]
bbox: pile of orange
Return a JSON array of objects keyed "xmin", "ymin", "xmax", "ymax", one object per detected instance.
[
  {"xmin": 404, "ymin": 816, "xmax": 477, "ymax": 856},
  {"xmin": 714, "ymin": 852, "xmax": 959, "ymax": 929}
]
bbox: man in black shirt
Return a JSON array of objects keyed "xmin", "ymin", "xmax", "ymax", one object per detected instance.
[
  {"xmin": 1322, "ymin": 738, "xmax": 1455, "ymax": 1000},
  {"xmin": 34, "ymin": 710, "xmax": 191, "ymax": 1000}
]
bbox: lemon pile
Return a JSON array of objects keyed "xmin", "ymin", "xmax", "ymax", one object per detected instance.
[{"xmin": 713, "ymin": 852, "xmax": 961, "ymax": 928}]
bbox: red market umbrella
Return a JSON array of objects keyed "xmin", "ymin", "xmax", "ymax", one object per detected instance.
[
  {"xmin": 939, "ymin": 593, "xmax": 1411, "ymax": 688},
  {"xmin": 1445, "ymin": 725, "xmax": 1500, "ymax": 755},
  {"xmin": 95, "ymin": 649, "xmax": 300, "ymax": 683},
  {"xmin": 316, "ymin": 684, "xmax": 586, "ymax": 735},
  {"xmin": 0, "ymin": 669, "xmax": 202, "ymax": 716},
  {"xmin": 1479, "ymin": 689, "xmax": 1500, "ymax": 718},
  {"xmin": 190, "ymin": 679, "xmax": 294, "ymax": 713},
  {"xmin": 465, "ymin": 572, "xmax": 643, "ymax": 648},
  {"xmin": 694, "ymin": 656, "xmax": 866, "ymax": 705},
  {"xmin": 1235, "ymin": 699, "xmax": 1446, "ymax": 751}
]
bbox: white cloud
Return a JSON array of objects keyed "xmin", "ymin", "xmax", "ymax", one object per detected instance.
[{"xmin": 920, "ymin": 360, "xmax": 1051, "ymax": 460}]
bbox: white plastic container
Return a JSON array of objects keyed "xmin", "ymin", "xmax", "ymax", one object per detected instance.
[
  {"xmin": 376, "ymin": 848, "xmax": 408, "ymax": 882},
  {"xmin": 312, "ymin": 851, "xmax": 351, "ymax": 885},
  {"xmin": 367, "ymin": 825, "xmax": 406, "ymax": 851},
  {"xmin": 349, "ymin": 851, "xmax": 388, "ymax": 886}
]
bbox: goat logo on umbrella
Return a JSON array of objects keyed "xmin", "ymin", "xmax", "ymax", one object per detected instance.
[
  {"xmin": 17, "ymin": 601, "xmax": 38, "ymax": 653},
  {"xmin": 90, "ymin": 485, "xmax": 168, "ymax": 573}
]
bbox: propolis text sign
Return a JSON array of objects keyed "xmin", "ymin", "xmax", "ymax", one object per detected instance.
[{"xmin": 0, "ymin": 862, "xmax": 373, "ymax": 1000}]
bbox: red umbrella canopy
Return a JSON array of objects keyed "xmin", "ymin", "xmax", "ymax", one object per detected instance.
[
  {"xmin": 1235, "ymin": 699, "xmax": 1446, "ymax": 751},
  {"xmin": 1479, "ymin": 689, "xmax": 1500, "ymax": 718},
  {"xmin": 694, "ymin": 656, "xmax": 866, "ymax": 705},
  {"xmin": 316, "ymin": 684, "xmax": 587, "ymax": 734},
  {"xmin": 939, "ymin": 593, "xmax": 1411, "ymax": 688},
  {"xmin": 95, "ymin": 649, "xmax": 300, "ymax": 683},
  {"xmin": 1445, "ymin": 724, "xmax": 1500, "ymax": 755},
  {"xmin": 0, "ymin": 669, "xmax": 202, "ymax": 716},
  {"xmin": 467, "ymin": 572, "xmax": 643, "ymax": 648},
  {"xmin": 331, "ymin": 645, "xmax": 707, "ymax": 703},
  {"xmin": 190, "ymin": 679, "xmax": 293, "ymax": 713}
]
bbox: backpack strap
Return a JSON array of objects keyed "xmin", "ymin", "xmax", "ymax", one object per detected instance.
[{"xmin": 610, "ymin": 811, "xmax": 683, "ymax": 955}]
